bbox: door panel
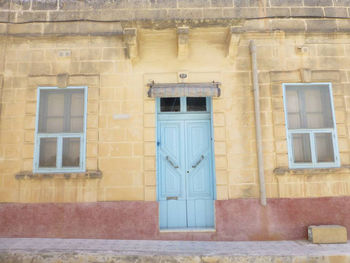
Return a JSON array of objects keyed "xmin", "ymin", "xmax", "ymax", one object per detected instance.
[
  {"xmin": 186, "ymin": 120, "xmax": 213, "ymax": 200},
  {"xmin": 187, "ymin": 200, "xmax": 214, "ymax": 228},
  {"xmin": 186, "ymin": 120, "xmax": 214, "ymax": 228},
  {"xmin": 158, "ymin": 117, "xmax": 214, "ymax": 229},
  {"xmin": 158, "ymin": 121, "xmax": 185, "ymax": 201},
  {"xmin": 158, "ymin": 121, "xmax": 187, "ymax": 229},
  {"xmin": 159, "ymin": 200, "xmax": 187, "ymax": 229}
]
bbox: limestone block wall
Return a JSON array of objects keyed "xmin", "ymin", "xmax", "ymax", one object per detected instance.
[
  {"xmin": 0, "ymin": 35, "xmax": 142, "ymax": 203},
  {"xmin": 1, "ymin": 0, "xmax": 350, "ymax": 203},
  {"xmin": 229, "ymin": 32, "xmax": 350, "ymax": 199},
  {"xmin": 2, "ymin": 0, "xmax": 350, "ymax": 25},
  {"xmin": 1, "ymin": 27, "xmax": 350, "ymax": 203}
]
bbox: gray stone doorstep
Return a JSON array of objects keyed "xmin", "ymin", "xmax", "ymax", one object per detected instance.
[{"xmin": 0, "ymin": 238, "xmax": 349, "ymax": 257}]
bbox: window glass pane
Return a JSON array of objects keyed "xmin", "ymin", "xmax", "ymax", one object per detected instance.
[
  {"xmin": 70, "ymin": 117, "xmax": 84, "ymax": 133},
  {"xmin": 315, "ymin": 133, "xmax": 335, "ymax": 163},
  {"xmin": 187, "ymin": 97, "xmax": 207, "ymax": 112},
  {"xmin": 70, "ymin": 93, "xmax": 84, "ymax": 116},
  {"xmin": 292, "ymin": 133, "xmax": 312, "ymax": 163},
  {"xmin": 160, "ymin": 98, "xmax": 180, "ymax": 112},
  {"xmin": 39, "ymin": 92, "xmax": 65, "ymax": 133},
  {"xmin": 47, "ymin": 93, "xmax": 65, "ymax": 116},
  {"xmin": 67, "ymin": 92, "xmax": 84, "ymax": 132},
  {"xmin": 286, "ymin": 89, "xmax": 301, "ymax": 129},
  {"xmin": 288, "ymin": 113, "xmax": 301, "ymax": 129},
  {"xmin": 304, "ymin": 87, "xmax": 333, "ymax": 129},
  {"xmin": 46, "ymin": 118, "xmax": 64, "ymax": 133},
  {"xmin": 286, "ymin": 85, "xmax": 333, "ymax": 129},
  {"xmin": 62, "ymin": 138, "xmax": 80, "ymax": 167},
  {"xmin": 39, "ymin": 138, "xmax": 57, "ymax": 168},
  {"xmin": 38, "ymin": 89, "xmax": 84, "ymax": 133}
]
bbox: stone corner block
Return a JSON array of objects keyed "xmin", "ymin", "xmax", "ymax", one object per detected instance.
[{"xmin": 308, "ymin": 225, "xmax": 348, "ymax": 244}]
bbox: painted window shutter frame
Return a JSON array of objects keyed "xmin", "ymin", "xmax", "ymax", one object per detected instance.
[
  {"xmin": 33, "ymin": 86, "xmax": 88, "ymax": 173},
  {"xmin": 283, "ymin": 83, "xmax": 340, "ymax": 169}
]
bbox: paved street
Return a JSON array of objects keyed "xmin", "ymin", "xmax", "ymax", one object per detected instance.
[{"xmin": 0, "ymin": 238, "xmax": 349, "ymax": 262}]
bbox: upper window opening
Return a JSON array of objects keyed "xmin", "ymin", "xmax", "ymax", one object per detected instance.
[
  {"xmin": 39, "ymin": 89, "xmax": 84, "ymax": 133},
  {"xmin": 284, "ymin": 83, "xmax": 339, "ymax": 169},
  {"xmin": 34, "ymin": 87, "xmax": 87, "ymax": 173},
  {"xmin": 286, "ymin": 85, "xmax": 333, "ymax": 129}
]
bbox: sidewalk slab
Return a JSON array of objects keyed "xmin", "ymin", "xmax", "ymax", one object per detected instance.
[{"xmin": 0, "ymin": 238, "xmax": 349, "ymax": 262}]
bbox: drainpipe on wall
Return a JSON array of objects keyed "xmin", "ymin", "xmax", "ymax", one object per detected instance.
[{"xmin": 249, "ymin": 40, "xmax": 267, "ymax": 206}]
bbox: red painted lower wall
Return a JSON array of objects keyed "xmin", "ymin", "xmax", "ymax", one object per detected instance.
[{"xmin": 0, "ymin": 197, "xmax": 349, "ymax": 241}]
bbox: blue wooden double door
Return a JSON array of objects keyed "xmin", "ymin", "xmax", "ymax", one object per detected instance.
[{"xmin": 158, "ymin": 102, "xmax": 215, "ymax": 229}]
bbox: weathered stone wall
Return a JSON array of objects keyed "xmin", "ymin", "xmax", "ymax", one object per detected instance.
[
  {"xmin": 2, "ymin": 197, "xmax": 350, "ymax": 240},
  {"xmin": 0, "ymin": 35, "xmax": 139, "ymax": 202},
  {"xmin": 1, "ymin": 28, "xmax": 350, "ymax": 203},
  {"xmin": 2, "ymin": 0, "xmax": 350, "ymax": 37},
  {"xmin": 1, "ymin": 1, "xmax": 350, "ymax": 204},
  {"xmin": 1, "ymin": 0, "xmax": 350, "ymax": 24}
]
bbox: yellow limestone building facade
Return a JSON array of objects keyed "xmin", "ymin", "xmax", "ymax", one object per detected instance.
[{"xmin": 1, "ymin": 0, "xmax": 350, "ymax": 240}]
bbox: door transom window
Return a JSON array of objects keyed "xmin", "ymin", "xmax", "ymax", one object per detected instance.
[{"xmin": 159, "ymin": 97, "xmax": 209, "ymax": 113}]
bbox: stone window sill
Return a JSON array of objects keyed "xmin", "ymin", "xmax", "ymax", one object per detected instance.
[
  {"xmin": 15, "ymin": 170, "xmax": 102, "ymax": 180},
  {"xmin": 273, "ymin": 166, "xmax": 350, "ymax": 176}
]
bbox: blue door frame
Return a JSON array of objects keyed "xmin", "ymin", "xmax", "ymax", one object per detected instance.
[{"xmin": 156, "ymin": 97, "xmax": 216, "ymax": 230}]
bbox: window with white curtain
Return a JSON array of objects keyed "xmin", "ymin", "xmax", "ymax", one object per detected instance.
[
  {"xmin": 283, "ymin": 83, "xmax": 340, "ymax": 168},
  {"xmin": 33, "ymin": 87, "xmax": 87, "ymax": 173}
]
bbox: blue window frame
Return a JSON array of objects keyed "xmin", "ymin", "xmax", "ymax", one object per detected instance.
[
  {"xmin": 33, "ymin": 86, "xmax": 88, "ymax": 173},
  {"xmin": 283, "ymin": 83, "xmax": 340, "ymax": 169}
]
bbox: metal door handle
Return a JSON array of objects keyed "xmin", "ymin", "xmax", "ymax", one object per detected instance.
[
  {"xmin": 192, "ymin": 155, "xmax": 204, "ymax": 168},
  {"xmin": 166, "ymin": 156, "xmax": 179, "ymax": 168}
]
